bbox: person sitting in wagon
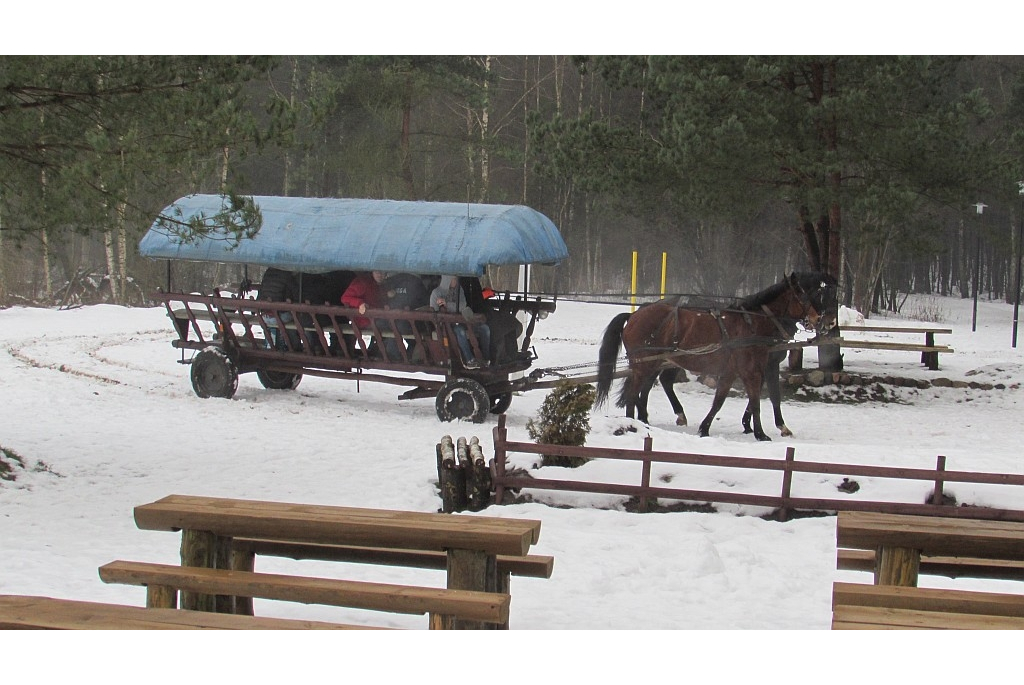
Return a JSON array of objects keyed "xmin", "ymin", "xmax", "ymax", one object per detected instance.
[
  {"xmin": 430, "ymin": 275, "xmax": 490, "ymax": 369},
  {"xmin": 257, "ymin": 267, "xmax": 300, "ymax": 351},
  {"xmin": 341, "ymin": 270, "xmax": 400, "ymax": 359}
]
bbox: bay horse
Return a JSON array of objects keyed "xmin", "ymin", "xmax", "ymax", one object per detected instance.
[{"xmin": 595, "ymin": 272, "xmax": 836, "ymax": 441}]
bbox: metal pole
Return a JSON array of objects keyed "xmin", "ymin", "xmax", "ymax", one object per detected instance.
[
  {"xmin": 661, "ymin": 252, "xmax": 667, "ymax": 299},
  {"xmin": 630, "ymin": 250, "xmax": 638, "ymax": 313},
  {"xmin": 1014, "ymin": 189, "xmax": 1024, "ymax": 347},
  {"xmin": 971, "ymin": 202, "xmax": 986, "ymax": 333}
]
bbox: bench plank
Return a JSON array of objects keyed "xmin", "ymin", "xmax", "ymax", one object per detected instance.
[
  {"xmin": 232, "ymin": 538, "xmax": 554, "ymax": 579},
  {"xmin": 99, "ymin": 560, "xmax": 510, "ymax": 624},
  {"xmin": 0, "ymin": 595, "xmax": 377, "ymax": 630},
  {"xmin": 840, "ymin": 326, "xmax": 952, "ymax": 334},
  {"xmin": 833, "ymin": 582, "xmax": 1024, "ymax": 618},
  {"xmin": 836, "ymin": 511, "xmax": 1024, "ymax": 561},
  {"xmin": 134, "ymin": 495, "xmax": 541, "ymax": 557},
  {"xmin": 837, "ymin": 548, "xmax": 1024, "ymax": 581},
  {"xmin": 832, "ymin": 604, "xmax": 1024, "ymax": 630},
  {"xmin": 829, "ymin": 339, "xmax": 953, "ymax": 354}
]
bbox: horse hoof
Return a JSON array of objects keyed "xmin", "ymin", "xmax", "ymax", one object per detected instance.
[
  {"xmin": 756, "ymin": 434, "xmax": 772, "ymax": 442},
  {"xmin": 742, "ymin": 427, "xmax": 753, "ymax": 434},
  {"xmin": 699, "ymin": 430, "xmax": 710, "ymax": 438},
  {"xmin": 780, "ymin": 426, "xmax": 793, "ymax": 437},
  {"xmin": 676, "ymin": 415, "xmax": 687, "ymax": 426}
]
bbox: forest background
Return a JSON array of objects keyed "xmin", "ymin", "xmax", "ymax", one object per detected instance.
[{"xmin": 4, "ymin": 51, "xmax": 1024, "ymax": 318}]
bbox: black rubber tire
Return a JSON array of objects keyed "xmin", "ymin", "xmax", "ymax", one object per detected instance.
[
  {"xmin": 190, "ymin": 348, "xmax": 238, "ymax": 399},
  {"xmin": 489, "ymin": 392, "xmax": 513, "ymax": 415},
  {"xmin": 256, "ymin": 368, "xmax": 303, "ymax": 391},
  {"xmin": 435, "ymin": 378, "xmax": 490, "ymax": 423}
]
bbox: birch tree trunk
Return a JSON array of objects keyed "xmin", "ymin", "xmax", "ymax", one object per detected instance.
[
  {"xmin": 0, "ymin": 202, "xmax": 5, "ymax": 304},
  {"xmin": 478, "ymin": 56, "xmax": 491, "ymax": 204},
  {"xmin": 104, "ymin": 227, "xmax": 120, "ymax": 304}
]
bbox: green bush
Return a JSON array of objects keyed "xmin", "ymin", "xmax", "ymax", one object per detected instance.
[{"xmin": 526, "ymin": 381, "xmax": 596, "ymax": 468}]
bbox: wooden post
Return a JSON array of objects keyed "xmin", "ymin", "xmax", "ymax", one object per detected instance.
[
  {"xmin": 214, "ymin": 535, "xmax": 235, "ymax": 614},
  {"xmin": 778, "ymin": 447, "xmax": 796, "ymax": 522},
  {"xmin": 874, "ymin": 546, "xmax": 921, "ymax": 587},
  {"xmin": 439, "ymin": 436, "xmax": 467, "ymax": 513},
  {"xmin": 639, "ymin": 436, "xmax": 653, "ymax": 513},
  {"xmin": 492, "ymin": 415, "xmax": 508, "ymax": 505},
  {"xmin": 440, "ymin": 548, "xmax": 500, "ymax": 630},
  {"xmin": 931, "ymin": 455, "xmax": 947, "ymax": 505},
  {"xmin": 230, "ymin": 547, "xmax": 256, "ymax": 616},
  {"xmin": 146, "ymin": 584, "xmax": 177, "ymax": 609},
  {"xmin": 180, "ymin": 529, "xmax": 218, "ymax": 611},
  {"xmin": 466, "ymin": 438, "xmax": 491, "ymax": 511}
]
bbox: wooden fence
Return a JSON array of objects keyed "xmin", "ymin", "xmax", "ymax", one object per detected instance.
[{"xmin": 486, "ymin": 415, "xmax": 1024, "ymax": 522}]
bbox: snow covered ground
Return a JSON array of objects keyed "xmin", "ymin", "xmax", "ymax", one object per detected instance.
[{"xmin": 1, "ymin": 291, "xmax": 1021, "ymax": 676}]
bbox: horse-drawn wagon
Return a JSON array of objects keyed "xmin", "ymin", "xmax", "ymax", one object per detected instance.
[{"xmin": 138, "ymin": 195, "xmax": 569, "ymax": 422}]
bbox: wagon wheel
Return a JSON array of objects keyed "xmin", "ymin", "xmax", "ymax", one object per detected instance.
[
  {"xmin": 489, "ymin": 391, "xmax": 513, "ymax": 415},
  {"xmin": 435, "ymin": 378, "xmax": 490, "ymax": 423},
  {"xmin": 256, "ymin": 368, "xmax": 303, "ymax": 391},
  {"xmin": 190, "ymin": 348, "xmax": 238, "ymax": 399}
]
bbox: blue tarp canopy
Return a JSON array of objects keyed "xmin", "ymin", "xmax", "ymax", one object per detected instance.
[{"xmin": 139, "ymin": 195, "xmax": 568, "ymax": 276}]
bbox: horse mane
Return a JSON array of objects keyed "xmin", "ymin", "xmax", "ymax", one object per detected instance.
[
  {"xmin": 733, "ymin": 277, "xmax": 791, "ymax": 311},
  {"xmin": 733, "ymin": 272, "xmax": 835, "ymax": 312}
]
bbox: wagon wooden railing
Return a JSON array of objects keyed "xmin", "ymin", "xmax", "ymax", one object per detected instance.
[{"xmin": 488, "ymin": 415, "xmax": 1024, "ymax": 521}]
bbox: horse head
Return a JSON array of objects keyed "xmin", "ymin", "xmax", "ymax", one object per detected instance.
[{"xmin": 787, "ymin": 272, "xmax": 838, "ymax": 333}]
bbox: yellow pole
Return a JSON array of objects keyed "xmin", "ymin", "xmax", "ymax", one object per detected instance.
[
  {"xmin": 661, "ymin": 252, "xmax": 667, "ymax": 299},
  {"xmin": 631, "ymin": 251, "xmax": 638, "ymax": 312}
]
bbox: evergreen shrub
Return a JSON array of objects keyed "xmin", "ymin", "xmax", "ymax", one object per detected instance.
[{"xmin": 526, "ymin": 381, "xmax": 596, "ymax": 468}]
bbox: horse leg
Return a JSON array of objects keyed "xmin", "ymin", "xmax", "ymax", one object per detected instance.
[
  {"xmin": 659, "ymin": 368, "xmax": 687, "ymax": 426},
  {"xmin": 636, "ymin": 373, "xmax": 659, "ymax": 424},
  {"xmin": 740, "ymin": 370, "xmax": 771, "ymax": 442},
  {"xmin": 698, "ymin": 372, "xmax": 735, "ymax": 438},
  {"xmin": 765, "ymin": 354, "xmax": 791, "ymax": 437}
]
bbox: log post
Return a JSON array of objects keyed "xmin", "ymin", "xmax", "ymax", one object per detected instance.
[
  {"xmin": 466, "ymin": 437, "xmax": 491, "ymax": 511},
  {"xmin": 230, "ymin": 547, "xmax": 256, "ymax": 616},
  {"xmin": 180, "ymin": 529, "xmax": 218, "ymax": 611},
  {"xmin": 874, "ymin": 545, "xmax": 920, "ymax": 587},
  {"xmin": 439, "ymin": 548, "xmax": 501, "ymax": 629},
  {"xmin": 438, "ymin": 435, "xmax": 467, "ymax": 513},
  {"xmin": 146, "ymin": 583, "xmax": 177, "ymax": 609},
  {"xmin": 492, "ymin": 415, "xmax": 509, "ymax": 505}
]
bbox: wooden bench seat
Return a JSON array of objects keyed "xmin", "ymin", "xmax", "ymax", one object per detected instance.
[
  {"xmin": 0, "ymin": 595, "xmax": 379, "ymax": 630},
  {"xmin": 99, "ymin": 560, "xmax": 511, "ymax": 627},
  {"xmin": 831, "ymin": 582, "xmax": 1024, "ymax": 629},
  {"xmin": 231, "ymin": 538, "xmax": 554, "ymax": 579},
  {"xmin": 837, "ymin": 548, "xmax": 1024, "ymax": 582}
]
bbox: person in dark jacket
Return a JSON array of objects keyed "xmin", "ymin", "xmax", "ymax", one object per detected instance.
[
  {"xmin": 257, "ymin": 267, "xmax": 299, "ymax": 350},
  {"xmin": 383, "ymin": 273, "xmax": 430, "ymax": 359}
]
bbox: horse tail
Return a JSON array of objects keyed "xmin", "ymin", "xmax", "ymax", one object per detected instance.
[{"xmin": 596, "ymin": 312, "xmax": 631, "ymax": 407}]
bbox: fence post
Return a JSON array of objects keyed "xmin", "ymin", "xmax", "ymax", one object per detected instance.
[
  {"xmin": 492, "ymin": 414, "xmax": 508, "ymax": 505},
  {"xmin": 639, "ymin": 435, "xmax": 654, "ymax": 513},
  {"xmin": 931, "ymin": 455, "xmax": 947, "ymax": 505},
  {"xmin": 778, "ymin": 447, "xmax": 796, "ymax": 522}
]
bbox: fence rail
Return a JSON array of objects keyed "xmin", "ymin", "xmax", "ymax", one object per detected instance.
[{"xmin": 488, "ymin": 415, "xmax": 1024, "ymax": 522}]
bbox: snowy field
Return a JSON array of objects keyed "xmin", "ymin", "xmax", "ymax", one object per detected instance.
[{"xmin": 1, "ymin": 292, "xmax": 1021, "ymax": 677}]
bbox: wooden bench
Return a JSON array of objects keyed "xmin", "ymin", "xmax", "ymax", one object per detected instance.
[
  {"xmin": 129, "ymin": 494, "xmax": 549, "ymax": 629},
  {"xmin": 98, "ymin": 561, "xmax": 509, "ymax": 628},
  {"xmin": 836, "ymin": 510, "xmax": 1024, "ymax": 586},
  {"xmin": 0, "ymin": 595, "xmax": 381, "ymax": 630},
  {"xmin": 783, "ymin": 325, "xmax": 953, "ymax": 371},
  {"xmin": 832, "ymin": 511, "xmax": 1024, "ymax": 629},
  {"xmin": 831, "ymin": 582, "xmax": 1024, "ymax": 630}
]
